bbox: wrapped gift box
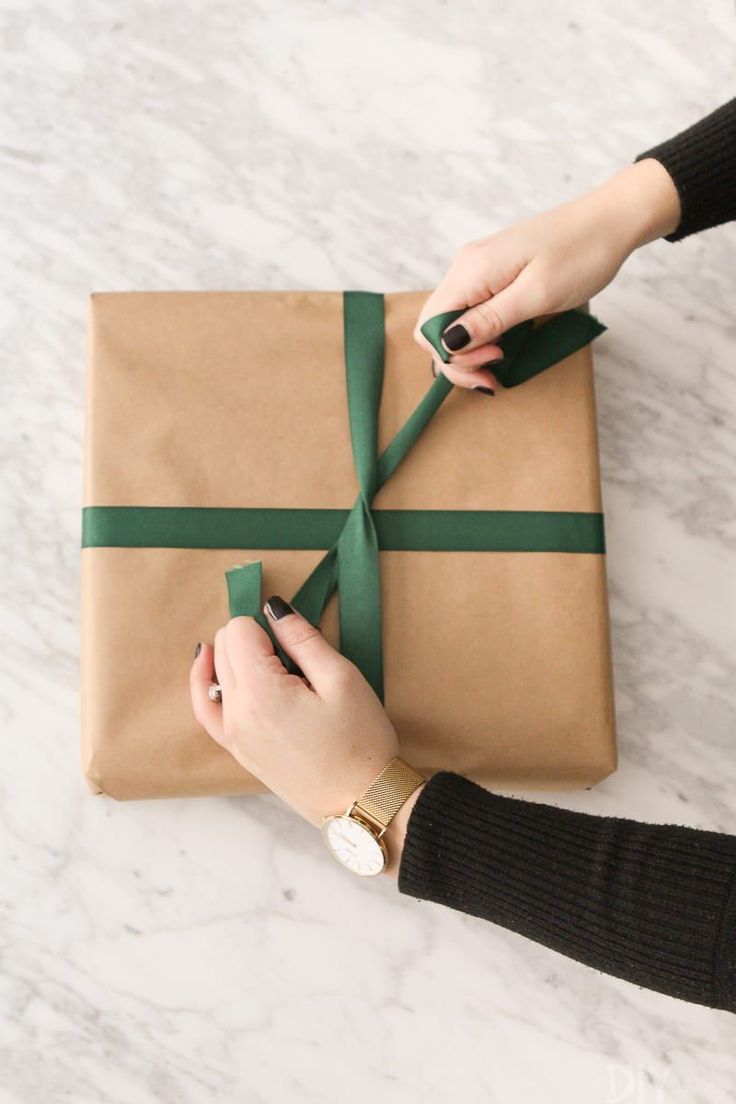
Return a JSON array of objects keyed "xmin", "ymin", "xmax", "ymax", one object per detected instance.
[{"xmin": 80, "ymin": 289, "xmax": 616, "ymax": 799}]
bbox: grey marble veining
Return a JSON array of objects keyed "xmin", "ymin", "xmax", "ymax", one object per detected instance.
[{"xmin": 2, "ymin": 1, "xmax": 735, "ymax": 1101}]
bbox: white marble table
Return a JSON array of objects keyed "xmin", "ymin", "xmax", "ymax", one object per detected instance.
[{"xmin": 3, "ymin": 1, "xmax": 735, "ymax": 1100}]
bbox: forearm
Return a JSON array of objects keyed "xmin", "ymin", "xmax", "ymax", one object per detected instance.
[
  {"xmin": 586, "ymin": 157, "xmax": 681, "ymax": 250},
  {"xmin": 396, "ymin": 771, "xmax": 736, "ymax": 1012}
]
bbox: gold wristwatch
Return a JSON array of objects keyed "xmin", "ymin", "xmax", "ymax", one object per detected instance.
[{"xmin": 320, "ymin": 756, "xmax": 426, "ymax": 877}]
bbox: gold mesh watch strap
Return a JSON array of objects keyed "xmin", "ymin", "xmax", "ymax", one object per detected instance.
[{"xmin": 351, "ymin": 756, "xmax": 427, "ymax": 833}]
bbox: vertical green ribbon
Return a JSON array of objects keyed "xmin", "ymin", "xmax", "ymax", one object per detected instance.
[
  {"xmin": 284, "ymin": 296, "xmax": 458, "ymax": 697},
  {"xmin": 335, "ymin": 291, "xmax": 386, "ymax": 699}
]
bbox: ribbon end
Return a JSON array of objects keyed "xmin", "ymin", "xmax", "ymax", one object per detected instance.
[{"xmin": 226, "ymin": 560, "xmax": 263, "ymax": 618}]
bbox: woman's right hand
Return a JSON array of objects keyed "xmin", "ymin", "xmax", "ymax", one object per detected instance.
[{"xmin": 414, "ymin": 158, "xmax": 681, "ymax": 392}]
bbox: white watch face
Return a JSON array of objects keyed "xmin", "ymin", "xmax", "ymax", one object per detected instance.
[{"xmin": 321, "ymin": 814, "xmax": 386, "ymax": 876}]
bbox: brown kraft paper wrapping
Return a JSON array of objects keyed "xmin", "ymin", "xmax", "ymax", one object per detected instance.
[{"xmin": 80, "ymin": 290, "xmax": 617, "ymax": 800}]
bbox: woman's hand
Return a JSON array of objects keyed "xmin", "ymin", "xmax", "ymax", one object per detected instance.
[
  {"xmin": 189, "ymin": 596, "xmax": 404, "ymax": 837},
  {"xmin": 414, "ymin": 158, "xmax": 681, "ymax": 391}
]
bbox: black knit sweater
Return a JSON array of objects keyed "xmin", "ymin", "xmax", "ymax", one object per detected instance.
[
  {"xmin": 398, "ymin": 773, "xmax": 736, "ymax": 1012},
  {"xmin": 635, "ymin": 96, "xmax": 736, "ymax": 240},
  {"xmin": 397, "ymin": 99, "xmax": 736, "ymax": 1013}
]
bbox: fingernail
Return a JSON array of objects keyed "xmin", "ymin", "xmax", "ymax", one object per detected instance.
[
  {"xmin": 481, "ymin": 357, "xmax": 504, "ymax": 367},
  {"xmin": 265, "ymin": 594, "xmax": 295, "ymax": 620},
  {"xmin": 431, "ymin": 360, "xmax": 439, "ymax": 378},
  {"xmin": 441, "ymin": 323, "xmax": 470, "ymax": 351},
  {"xmin": 193, "ymin": 641, "xmax": 202, "ymax": 658},
  {"xmin": 473, "ymin": 385, "xmax": 495, "ymax": 396}
]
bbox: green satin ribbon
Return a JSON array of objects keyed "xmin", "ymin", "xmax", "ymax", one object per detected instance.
[
  {"xmin": 420, "ymin": 307, "xmax": 606, "ymax": 387},
  {"xmin": 82, "ymin": 506, "xmax": 605, "ymax": 553},
  {"xmin": 82, "ymin": 292, "xmax": 606, "ymax": 700}
]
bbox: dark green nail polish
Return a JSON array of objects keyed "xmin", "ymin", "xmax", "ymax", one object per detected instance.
[
  {"xmin": 194, "ymin": 641, "xmax": 202, "ymax": 658},
  {"xmin": 265, "ymin": 594, "xmax": 295, "ymax": 620},
  {"xmin": 473, "ymin": 385, "xmax": 495, "ymax": 396}
]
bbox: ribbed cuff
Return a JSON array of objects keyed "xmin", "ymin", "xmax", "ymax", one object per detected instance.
[
  {"xmin": 635, "ymin": 97, "xmax": 736, "ymax": 242},
  {"xmin": 398, "ymin": 770, "xmax": 736, "ymax": 1011}
]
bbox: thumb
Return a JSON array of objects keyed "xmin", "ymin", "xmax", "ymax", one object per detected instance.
[
  {"xmin": 441, "ymin": 272, "xmax": 538, "ymax": 356},
  {"xmin": 263, "ymin": 595, "xmax": 347, "ymax": 694}
]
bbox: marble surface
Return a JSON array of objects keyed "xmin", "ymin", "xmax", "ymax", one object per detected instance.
[{"xmin": 2, "ymin": 0, "xmax": 735, "ymax": 1100}]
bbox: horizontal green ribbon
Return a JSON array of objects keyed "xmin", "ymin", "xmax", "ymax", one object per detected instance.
[
  {"xmin": 82, "ymin": 293, "xmax": 606, "ymax": 700},
  {"xmin": 82, "ymin": 506, "xmax": 605, "ymax": 554}
]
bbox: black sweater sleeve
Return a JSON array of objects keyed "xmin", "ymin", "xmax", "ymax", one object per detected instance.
[
  {"xmin": 397, "ymin": 771, "xmax": 736, "ymax": 1012},
  {"xmin": 635, "ymin": 97, "xmax": 736, "ymax": 241}
]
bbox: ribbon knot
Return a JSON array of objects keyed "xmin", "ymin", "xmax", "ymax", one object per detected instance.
[{"xmin": 225, "ymin": 291, "xmax": 606, "ymax": 703}]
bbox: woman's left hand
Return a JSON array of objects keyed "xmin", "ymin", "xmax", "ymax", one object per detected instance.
[{"xmin": 189, "ymin": 596, "xmax": 400, "ymax": 830}]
